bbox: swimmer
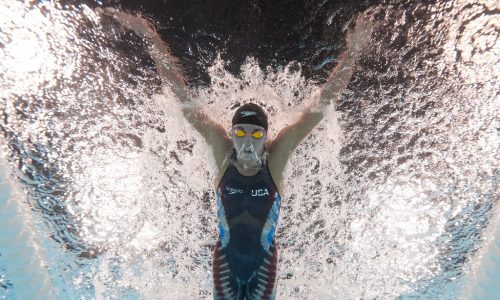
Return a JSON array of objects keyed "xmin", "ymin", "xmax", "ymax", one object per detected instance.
[{"xmin": 104, "ymin": 9, "xmax": 372, "ymax": 299}]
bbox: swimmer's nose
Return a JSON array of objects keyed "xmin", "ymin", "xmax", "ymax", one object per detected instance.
[
  {"xmin": 242, "ymin": 135, "xmax": 253, "ymax": 143},
  {"xmin": 243, "ymin": 143, "xmax": 254, "ymax": 152}
]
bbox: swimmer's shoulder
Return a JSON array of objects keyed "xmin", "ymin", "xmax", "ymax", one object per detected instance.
[
  {"xmin": 214, "ymin": 150, "xmax": 234, "ymax": 188},
  {"xmin": 266, "ymin": 145, "xmax": 284, "ymax": 194}
]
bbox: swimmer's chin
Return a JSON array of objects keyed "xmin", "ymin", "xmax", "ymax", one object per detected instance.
[
  {"xmin": 237, "ymin": 147, "xmax": 258, "ymax": 160},
  {"xmin": 236, "ymin": 155, "xmax": 262, "ymax": 170},
  {"xmin": 237, "ymin": 161, "xmax": 261, "ymax": 174},
  {"xmin": 237, "ymin": 156, "xmax": 260, "ymax": 164}
]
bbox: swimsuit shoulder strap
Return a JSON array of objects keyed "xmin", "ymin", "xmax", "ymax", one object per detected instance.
[
  {"xmin": 224, "ymin": 149, "xmax": 236, "ymax": 167},
  {"xmin": 261, "ymin": 151, "xmax": 269, "ymax": 167}
]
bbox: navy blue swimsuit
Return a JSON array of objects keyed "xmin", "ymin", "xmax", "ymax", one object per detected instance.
[{"xmin": 213, "ymin": 157, "xmax": 281, "ymax": 300}]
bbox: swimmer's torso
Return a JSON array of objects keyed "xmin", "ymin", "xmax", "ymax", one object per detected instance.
[{"xmin": 215, "ymin": 157, "xmax": 281, "ymax": 282}]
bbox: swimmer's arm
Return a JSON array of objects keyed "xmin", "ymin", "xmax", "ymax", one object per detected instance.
[
  {"xmin": 317, "ymin": 14, "xmax": 373, "ymax": 108},
  {"xmin": 137, "ymin": 16, "xmax": 233, "ymax": 170},
  {"xmin": 268, "ymin": 73, "xmax": 353, "ymax": 187},
  {"xmin": 103, "ymin": 9, "xmax": 231, "ymax": 170},
  {"xmin": 268, "ymin": 110, "xmax": 323, "ymax": 187},
  {"xmin": 268, "ymin": 16, "xmax": 373, "ymax": 186},
  {"xmin": 182, "ymin": 106, "xmax": 232, "ymax": 172},
  {"xmin": 102, "ymin": 8, "xmax": 189, "ymax": 101}
]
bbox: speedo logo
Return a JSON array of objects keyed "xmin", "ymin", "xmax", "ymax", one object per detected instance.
[
  {"xmin": 225, "ymin": 186, "xmax": 243, "ymax": 195},
  {"xmin": 241, "ymin": 110, "xmax": 257, "ymax": 117},
  {"xmin": 225, "ymin": 186, "xmax": 269, "ymax": 197}
]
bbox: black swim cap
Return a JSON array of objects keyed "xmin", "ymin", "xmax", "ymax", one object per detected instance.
[{"xmin": 232, "ymin": 103, "xmax": 268, "ymax": 130}]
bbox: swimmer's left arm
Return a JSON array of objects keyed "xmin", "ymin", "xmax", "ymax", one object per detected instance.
[
  {"xmin": 317, "ymin": 13, "xmax": 373, "ymax": 109},
  {"xmin": 268, "ymin": 15, "xmax": 373, "ymax": 186},
  {"xmin": 268, "ymin": 109, "xmax": 323, "ymax": 187}
]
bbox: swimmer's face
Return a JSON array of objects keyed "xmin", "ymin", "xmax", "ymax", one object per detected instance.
[{"xmin": 232, "ymin": 124, "xmax": 267, "ymax": 162}]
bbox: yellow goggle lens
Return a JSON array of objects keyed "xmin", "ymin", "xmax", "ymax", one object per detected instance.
[
  {"xmin": 234, "ymin": 129, "xmax": 264, "ymax": 139},
  {"xmin": 252, "ymin": 131, "xmax": 264, "ymax": 139},
  {"xmin": 234, "ymin": 129, "xmax": 246, "ymax": 137}
]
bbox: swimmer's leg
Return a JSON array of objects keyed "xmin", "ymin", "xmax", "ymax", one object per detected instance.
[
  {"xmin": 213, "ymin": 241, "xmax": 240, "ymax": 300},
  {"xmin": 246, "ymin": 243, "xmax": 278, "ymax": 300}
]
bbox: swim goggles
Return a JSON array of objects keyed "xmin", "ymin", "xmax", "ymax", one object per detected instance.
[{"xmin": 234, "ymin": 128, "xmax": 265, "ymax": 139}]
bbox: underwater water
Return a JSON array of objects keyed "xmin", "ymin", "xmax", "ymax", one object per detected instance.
[{"xmin": 0, "ymin": 0, "xmax": 498, "ymax": 299}]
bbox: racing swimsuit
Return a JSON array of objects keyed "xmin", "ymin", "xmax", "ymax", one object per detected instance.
[{"xmin": 213, "ymin": 157, "xmax": 281, "ymax": 300}]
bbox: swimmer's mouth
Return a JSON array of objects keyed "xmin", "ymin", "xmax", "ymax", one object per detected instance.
[{"xmin": 237, "ymin": 143, "xmax": 259, "ymax": 161}]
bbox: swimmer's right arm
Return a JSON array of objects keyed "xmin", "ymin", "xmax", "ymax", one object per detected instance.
[
  {"xmin": 181, "ymin": 106, "xmax": 232, "ymax": 172},
  {"xmin": 102, "ymin": 9, "xmax": 232, "ymax": 171},
  {"xmin": 101, "ymin": 8, "xmax": 188, "ymax": 101}
]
